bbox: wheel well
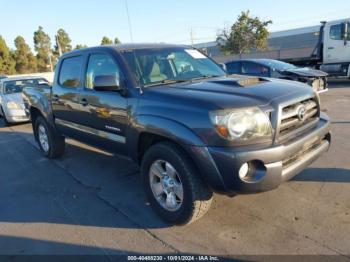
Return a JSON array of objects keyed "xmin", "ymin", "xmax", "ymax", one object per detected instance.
[
  {"xmin": 137, "ymin": 132, "xmax": 209, "ymax": 189},
  {"xmin": 137, "ymin": 133, "xmax": 170, "ymax": 164},
  {"xmin": 30, "ymin": 107, "xmax": 42, "ymax": 125},
  {"xmin": 29, "ymin": 107, "xmax": 45, "ymax": 139},
  {"xmin": 137, "ymin": 132, "xmax": 198, "ymax": 165}
]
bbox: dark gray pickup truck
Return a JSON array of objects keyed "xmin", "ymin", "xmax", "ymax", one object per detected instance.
[{"xmin": 23, "ymin": 44, "xmax": 331, "ymax": 225}]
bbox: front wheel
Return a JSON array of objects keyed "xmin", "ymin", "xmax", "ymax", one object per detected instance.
[
  {"xmin": 141, "ymin": 142, "xmax": 213, "ymax": 225},
  {"xmin": 34, "ymin": 116, "xmax": 65, "ymax": 159}
]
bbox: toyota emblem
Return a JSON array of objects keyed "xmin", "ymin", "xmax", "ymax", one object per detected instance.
[{"xmin": 298, "ymin": 106, "xmax": 307, "ymax": 121}]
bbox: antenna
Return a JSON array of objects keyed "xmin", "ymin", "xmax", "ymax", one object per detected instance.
[
  {"xmin": 124, "ymin": 0, "xmax": 143, "ymax": 94},
  {"xmin": 124, "ymin": 0, "xmax": 134, "ymax": 42},
  {"xmin": 190, "ymin": 27, "xmax": 194, "ymax": 46}
]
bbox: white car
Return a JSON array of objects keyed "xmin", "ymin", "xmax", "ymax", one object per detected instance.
[{"xmin": 0, "ymin": 76, "xmax": 49, "ymax": 124}]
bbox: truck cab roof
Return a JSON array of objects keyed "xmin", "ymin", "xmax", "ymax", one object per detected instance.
[{"xmin": 65, "ymin": 43, "xmax": 190, "ymax": 57}]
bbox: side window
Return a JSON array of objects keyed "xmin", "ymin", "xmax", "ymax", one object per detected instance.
[
  {"xmin": 242, "ymin": 62, "xmax": 269, "ymax": 76},
  {"xmin": 59, "ymin": 56, "xmax": 83, "ymax": 88},
  {"xmin": 86, "ymin": 53, "xmax": 120, "ymax": 90},
  {"xmin": 226, "ymin": 62, "xmax": 240, "ymax": 74},
  {"xmin": 330, "ymin": 24, "xmax": 342, "ymax": 40}
]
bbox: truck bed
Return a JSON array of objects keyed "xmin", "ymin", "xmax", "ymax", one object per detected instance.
[{"xmin": 22, "ymin": 83, "xmax": 52, "ymax": 116}]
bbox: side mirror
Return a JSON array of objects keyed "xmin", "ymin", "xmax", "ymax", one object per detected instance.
[
  {"xmin": 341, "ymin": 22, "xmax": 348, "ymax": 42},
  {"xmin": 93, "ymin": 75, "xmax": 121, "ymax": 91}
]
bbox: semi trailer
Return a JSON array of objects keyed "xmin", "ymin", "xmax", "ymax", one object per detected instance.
[{"xmin": 203, "ymin": 18, "xmax": 350, "ymax": 78}]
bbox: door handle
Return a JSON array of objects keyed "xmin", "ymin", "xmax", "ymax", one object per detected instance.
[
  {"xmin": 80, "ymin": 98, "xmax": 89, "ymax": 107},
  {"xmin": 328, "ymin": 47, "xmax": 335, "ymax": 50},
  {"xmin": 52, "ymin": 94, "xmax": 59, "ymax": 102}
]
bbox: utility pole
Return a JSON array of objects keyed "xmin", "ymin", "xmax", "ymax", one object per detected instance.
[
  {"xmin": 190, "ymin": 27, "xmax": 194, "ymax": 46},
  {"xmin": 56, "ymin": 35, "xmax": 62, "ymax": 56},
  {"xmin": 48, "ymin": 52, "xmax": 53, "ymax": 72}
]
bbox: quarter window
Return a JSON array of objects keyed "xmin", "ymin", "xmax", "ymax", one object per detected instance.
[
  {"xmin": 86, "ymin": 54, "xmax": 120, "ymax": 89},
  {"xmin": 59, "ymin": 56, "xmax": 83, "ymax": 88}
]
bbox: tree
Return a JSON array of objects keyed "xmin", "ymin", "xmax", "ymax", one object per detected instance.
[
  {"xmin": 217, "ymin": 10, "xmax": 272, "ymax": 55},
  {"xmin": 0, "ymin": 36, "xmax": 16, "ymax": 75},
  {"xmin": 114, "ymin": 37, "xmax": 121, "ymax": 45},
  {"xmin": 34, "ymin": 26, "xmax": 53, "ymax": 72},
  {"xmin": 14, "ymin": 36, "xmax": 37, "ymax": 73},
  {"xmin": 54, "ymin": 28, "xmax": 72, "ymax": 56},
  {"xmin": 74, "ymin": 44, "xmax": 88, "ymax": 50},
  {"xmin": 101, "ymin": 36, "xmax": 113, "ymax": 45}
]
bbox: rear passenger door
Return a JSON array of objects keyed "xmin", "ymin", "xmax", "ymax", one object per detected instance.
[
  {"xmin": 52, "ymin": 55, "xmax": 86, "ymax": 137},
  {"xmin": 241, "ymin": 62, "xmax": 270, "ymax": 77}
]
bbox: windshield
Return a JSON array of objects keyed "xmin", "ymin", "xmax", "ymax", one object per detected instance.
[
  {"xmin": 120, "ymin": 47, "xmax": 225, "ymax": 87},
  {"xmin": 260, "ymin": 60, "xmax": 297, "ymax": 71},
  {"xmin": 3, "ymin": 79, "xmax": 48, "ymax": 94}
]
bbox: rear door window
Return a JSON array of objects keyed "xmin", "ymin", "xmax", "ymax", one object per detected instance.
[
  {"xmin": 241, "ymin": 62, "xmax": 270, "ymax": 77},
  {"xmin": 59, "ymin": 56, "xmax": 84, "ymax": 88},
  {"xmin": 225, "ymin": 62, "xmax": 241, "ymax": 74}
]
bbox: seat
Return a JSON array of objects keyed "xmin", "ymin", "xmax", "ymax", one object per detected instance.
[{"xmin": 148, "ymin": 62, "xmax": 167, "ymax": 83}]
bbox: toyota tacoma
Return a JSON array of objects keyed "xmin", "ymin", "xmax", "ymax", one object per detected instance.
[{"xmin": 22, "ymin": 44, "xmax": 331, "ymax": 225}]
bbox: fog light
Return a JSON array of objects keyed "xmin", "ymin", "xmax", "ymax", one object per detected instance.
[{"xmin": 239, "ymin": 163, "xmax": 249, "ymax": 179}]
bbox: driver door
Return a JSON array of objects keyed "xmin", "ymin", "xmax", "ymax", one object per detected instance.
[{"xmin": 78, "ymin": 52, "xmax": 128, "ymax": 154}]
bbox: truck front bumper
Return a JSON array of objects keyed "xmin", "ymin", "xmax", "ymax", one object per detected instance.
[{"xmin": 188, "ymin": 115, "xmax": 331, "ymax": 195}]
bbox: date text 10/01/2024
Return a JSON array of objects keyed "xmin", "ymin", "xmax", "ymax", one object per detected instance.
[{"xmin": 127, "ymin": 255, "xmax": 220, "ymax": 261}]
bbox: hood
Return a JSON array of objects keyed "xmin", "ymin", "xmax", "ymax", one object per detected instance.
[
  {"xmin": 144, "ymin": 76, "xmax": 314, "ymax": 111},
  {"xmin": 2, "ymin": 93, "xmax": 25, "ymax": 104},
  {"xmin": 282, "ymin": 67, "xmax": 328, "ymax": 77}
]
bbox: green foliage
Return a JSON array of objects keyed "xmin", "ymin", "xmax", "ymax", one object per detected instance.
[
  {"xmin": 54, "ymin": 28, "xmax": 72, "ymax": 56},
  {"xmin": 34, "ymin": 26, "xmax": 52, "ymax": 72},
  {"xmin": 0, "ymin": 36, "xmax": 16, "ymax": 75},
  {"xmin": 75, "ymin": 44, "xmax": 88, "ymax": 50},
  {"xmin": 101, "ymin": 36, "xmax": 113, "ymax": 45},
  {"xmin": 1, "ymin": 28, "xmax": 121, "ymax": 74},
  {"xmin": 114, "ymin": 37, "xmax": 121, "ymax": 45},
  {"xmin": 217, "ymin": 10, "xmax": 272, "ymax": 55},
  {"xmin": 14, "ymin": 36, "xmax": 37, "ymax": 73}
]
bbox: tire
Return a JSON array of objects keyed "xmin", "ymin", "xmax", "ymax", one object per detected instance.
[
  {"xmin": 34, "ymin": 116, "xmax": 65, "ymax": 159},
  {"xmin": 141, "ymin": 142, "xmax": 213, "ymax": 225}
]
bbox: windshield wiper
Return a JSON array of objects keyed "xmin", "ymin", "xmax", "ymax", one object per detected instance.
[
  {"xmin": 144, "ymin": 79, "xmax": 190, "ymax": 87},
  {"xmin": 143, "ymin": 75, "xmax": 222, "ymax": 87},
  {"xmin": 190, "ymin": 74, "xmax": 222, "ymax": 81}
]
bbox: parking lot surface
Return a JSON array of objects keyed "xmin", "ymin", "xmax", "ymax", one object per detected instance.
[{"xmin": 0, "ymin": 80, "xmax": 349, "ymax": 258}]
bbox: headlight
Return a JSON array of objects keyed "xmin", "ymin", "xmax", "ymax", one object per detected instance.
[
  {"xmin": 6, "ymin": 101, "xmax": 22, "ymax": 110},
  {"xmin": 209, "ymin": 107, "xmax": 272, "ymax": 141}
]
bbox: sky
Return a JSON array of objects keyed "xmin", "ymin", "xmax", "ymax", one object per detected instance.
[{"xmin": 0, "ymin": 0, "xmax": 349, "ymax": 50}]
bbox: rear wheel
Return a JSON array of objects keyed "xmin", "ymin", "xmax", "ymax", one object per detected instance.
[
  {"xmin": 34, "ymin": 116, "xmax": 65, "ymax": 159},
  {"xmin": 141, "ymin": 142, "xmax": 213, "ymax": 225}
]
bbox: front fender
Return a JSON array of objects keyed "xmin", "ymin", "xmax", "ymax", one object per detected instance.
[
  {"xmin": 127, "ymin": 115, "xmax": 228, "ymax": 193},
  {"xmin": 127, "ymin": 115, "xmax": 205, "ymax": 161}
]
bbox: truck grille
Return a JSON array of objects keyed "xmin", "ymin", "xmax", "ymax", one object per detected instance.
[{"xmin": 279, "ymin": 98, "xmax": 319, "ymax": 137}]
